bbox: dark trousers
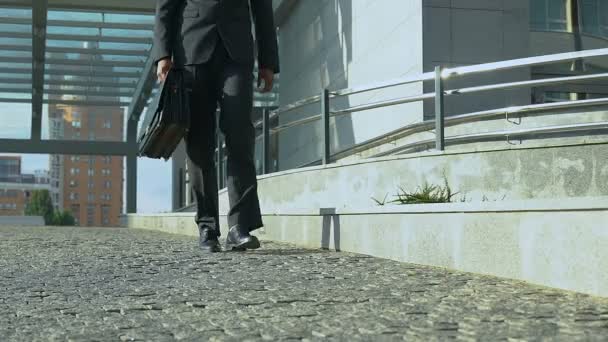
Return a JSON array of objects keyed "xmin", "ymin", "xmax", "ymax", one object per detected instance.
[{"xmin": 183, "ymin": 42, "xmax": 263, "ymax": 237}]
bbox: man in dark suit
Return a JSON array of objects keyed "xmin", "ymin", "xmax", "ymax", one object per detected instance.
[{"xmin": 153, "ymin": 0, "xmax": 279, "ymax": 253}]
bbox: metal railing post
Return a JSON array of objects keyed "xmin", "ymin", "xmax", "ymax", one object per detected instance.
[
  {"xmin": 321, "ymin": 88, "xmax": 331, "ymax": 164},
  {"xmin": 434, "ymin": 66, "xmax": 445, "ymax": 151},
  {"xmin": 262, "ymin": 108, "xmax": 270, "ymax": 174}
]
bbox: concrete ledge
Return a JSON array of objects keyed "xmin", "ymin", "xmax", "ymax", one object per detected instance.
[
  {"xmin": 124, "ymin": 196, "xmax": 608, "ymax": 297},
  {"xmin": 222, "ymin": 142, "xmax": 608, "ymax": 215},
  {"xmin": 0, "ymin": 216, "xmax": 45, "ymax": 226}
]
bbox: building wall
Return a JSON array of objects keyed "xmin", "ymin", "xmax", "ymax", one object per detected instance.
[
  {"xmin": 0, "ymin": 187, "xmax": 26, "ymax": 216},
  {"xmin": 272, "ymin": 1, "xmax": 608, "ymax": 169},
  {"xmin": 169, "ymin": 1, "xmax": 608, "ymax": 210},
  {"xmin": 0, "ymin": 182, "xmax": 53, "ymax": 217},
  {"xmin": 49, "ymin": 104, "xmax": 124, "ymax": 227},
  {"xmin": 0, "ymin": 156, "xmax": 21, "ymax": 182},
  {"xmin": 422, "ymin": 0, "xmax": 531, "ymax": 118},
  {"xmin": 0, "ymin": 157, "xmax": 53, "ymax": 216},
  {"xmin": 275, "ymin": 0, "xmax": 425, "ymax": 170}
]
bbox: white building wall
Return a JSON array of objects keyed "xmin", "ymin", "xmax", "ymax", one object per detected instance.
[
  {"xmin": 276, "ymin": 0, "xmax": 425, "ymax": 170},
  {"xmin": 275, "ymin": 0, "xmax": 532, "ymax": 169}
]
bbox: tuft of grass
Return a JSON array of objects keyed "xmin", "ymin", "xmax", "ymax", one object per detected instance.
[
  {"xmin": 373, "ymin": 177, "xmax": 459, "ymax": 206},
  {"xmin": 371, "ymin": 193, "xmax": 389, "ymax": 206}
]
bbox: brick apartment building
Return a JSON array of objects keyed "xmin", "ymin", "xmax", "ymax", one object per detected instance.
[
  {"xmin": 47, "ymin": 43, "xmax": 125, "ymax": 227},
  {"xmin": 48, "ymin": 105, "xmax": 124, "ymax": 227},
  {"xmin": 0, "ymin": 156, "xmax": 52, "ymax": 216}
]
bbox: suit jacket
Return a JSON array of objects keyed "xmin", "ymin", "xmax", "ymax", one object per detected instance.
[{"xmin": 154, "ymin": 0, "xmax": 280, "ymax": 73}]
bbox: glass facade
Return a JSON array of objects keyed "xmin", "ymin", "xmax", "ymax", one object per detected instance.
[
  {"xmin": 530, "ymin": 0, "xmax": 568, "ymax": 32},
  {"xmin": 530, "ymin": 0, "xmax": 608, "ymax": 38},
  {"xmin": 580, "ymin": 0, "xmax": 608, "ymax": 37},
  {"xmin": 0, "ymin": 7, "xmax": 32, "ymax": 138}
]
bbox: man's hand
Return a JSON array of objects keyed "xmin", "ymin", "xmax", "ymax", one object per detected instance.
[
  {"xmin": 156, "ymin": 58, "xmax": 173, "ymax": 83},
  {"xmin": 257, "ymin": 68, "xmax": 274, "ymax": 93}
]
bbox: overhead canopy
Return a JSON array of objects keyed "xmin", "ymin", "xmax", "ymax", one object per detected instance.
[{"xmin": 0, "ymin": 0, "xmax": 156, "ymax": 140}]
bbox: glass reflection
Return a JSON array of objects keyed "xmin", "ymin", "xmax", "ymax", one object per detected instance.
[
  {"xmin": 581, "ymin": 0, "xmax": 608, "ymax": 37},
  {"xmin": 0, "ymin": 8, "xmax": 31, "ymax": 18},
  {"xmin": 530, "ymin": 0, "xmax": 568, "ymax": 32},
  {"xmin": 0, "ymin": 23, "xmax": 31, "ymax": 33}
]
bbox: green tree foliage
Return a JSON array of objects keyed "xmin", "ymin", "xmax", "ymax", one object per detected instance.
[
  {"xmin": 24, "ymin": 189, "xmax": 54, "ymax": 225},
  {"xmin": 24, "ymin": 190, "xmax": 76, "ymax": 226},
  {"xmin": 51, "ymin": 210, "xmax": 76, "ymax": 226}
]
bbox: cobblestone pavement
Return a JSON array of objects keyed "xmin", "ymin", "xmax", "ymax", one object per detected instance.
[{"xmin": 1, "ymin": 226, "xmax": 607, "ymax": 341}]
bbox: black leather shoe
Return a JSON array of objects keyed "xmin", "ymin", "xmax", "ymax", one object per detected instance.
[
  {"xmin": 199, "ymin": 228, "xmax": 221, "ymax": 253},
  {"xmin": 225, "ymin": 225, "xmax": 260, "ymax": 251}
]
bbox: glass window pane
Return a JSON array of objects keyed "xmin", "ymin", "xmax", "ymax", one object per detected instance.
[
  {"xmin": 100, "ymin": 55, "xmax": 148, "ymax": 63},
  {"xmin": 582, "ymin": 1, "xmax": 600, "ymax": 35},
  {"xmin": 0, "ymin": 50, "xmax": 31, "ymax": 58},
  {"xmin": 102, "ymin": 29, "xmax": 153, "ymax": 38},
  {"xmin": 104, "ymin": 14, "xmax": 154, "ymax": 24},
  {"xmin": 98, "ymin": 42, "xmax": 152, "ymax": 51},
  {"xmin": 44, "ymin": 85, "xmax": 134, "ymax": 93},
  {"xmin": 46, "ymin": 75, "xmax": 138, "ymax": 85},
  {"xmin": 46, "ymin": 63, "xmax": 142, "ymax": 74},
  {"xmin": 2, "ymin": 73, "xmax": 30, "ymax": 80},
  {"xmin": 0, "ymin": 24, "xmax": 31, "ymax": 33},
  {"xmin": 0, "ymin": 93, "xmax": 31, "ymax": 100},
  {"xmin": 530, "ymin": 0, "xmax": 548, "ymax": 30},
  {"xmin": 0, "ymin": 38, "xmax": 30, "ymax": 46},
  {"xmin": 601, "ymin": 0, "xmax": 608, "ymax": 22},
  {"xmin": 46, "ymin": 40, "xmax": 87, "ymax": 48},
  {"xmin": 0, "ymin": 103, "xmax": 31, "ymax": 139},
  {"xmin": 548, "ymin": 0, "xmax": 567, "ymax": 20},
  {"xmin": 0, "ymin": 83, "xmax": 30, "ymax": 89},
  {"xmin": 0, "ymin": 8, "xmax": 31, "ymax": 18},
  {"xmin": 47, "ymin": 26, "xmax": 100, "ymax": 36},
  {"xmin": 548, "ymin": 21, "xmax": 567, "ymax": 31},
  {"xmin": 47, "ymin": 11, "xmax": 102, "ymax": 22},
  {"xmin": 0, "ymin": 62, "xmax": 30, "ymax": 68}
]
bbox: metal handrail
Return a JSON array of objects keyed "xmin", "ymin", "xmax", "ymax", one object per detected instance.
[
  {"xmin": 243, "ymin": 48, "xmax": 608, "ymax": 181},
  {"xmin": 272, "ymin": 114, "xmax": 322, "ymax": 132},
  {"xmin": 445, "ymin": 72, "xmax": 608, "ymax": 96},
  {"xmin": 272, "ymin": 72, "xmax": 608, "ymax": 131},
  {"xmin": 283, "ymin": 98, "xmax": 608, "ymax": 165},
  {"xmin": 332, "ymin": 72, "xmax": 435, "ymax": 97},
  {"xmin": 270, "ymin": 48, "xmax": 608, "ymax": 119},
  {"xmin": 332, "ymin": 93, "xmax": 435, "ymax": 117},
  {"xmin": 269, "ymin": 94, "xmax": 322, "ymax": 116},
  {"xmin": 442, "ymin": 48, "xmax": 608, "ymax": 77},
  {"xmin": 372, "ymin": 121, "xmax": 608, "ymax": 158},
  {"xmin": 285, "ymin": 118, "xmax": 608, "ymax": 169}
]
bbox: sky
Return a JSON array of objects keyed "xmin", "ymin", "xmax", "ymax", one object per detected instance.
[{"xmin": 0, "ymin": 103, "xmax": 172, "ymax": 214}]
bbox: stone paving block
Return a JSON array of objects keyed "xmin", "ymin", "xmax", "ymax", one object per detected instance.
[{"xmin": 1, "ymin": 226, "xmax": 608, "ymax": 341}]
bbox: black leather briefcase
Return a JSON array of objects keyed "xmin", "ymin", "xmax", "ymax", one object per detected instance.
[{"xmin": 138, "ymin": 68, "xmax": 191, "ymax": 160}]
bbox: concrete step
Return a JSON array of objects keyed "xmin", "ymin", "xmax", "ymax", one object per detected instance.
[{"xmin": 124, "ymin": 196, "xmax": 608, "ymax": 297}]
